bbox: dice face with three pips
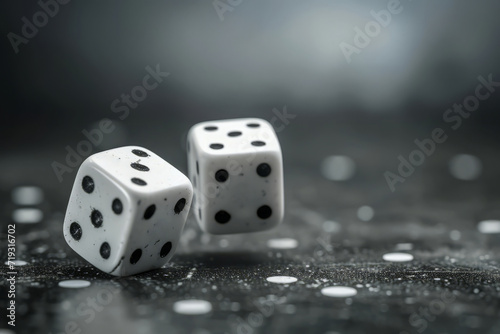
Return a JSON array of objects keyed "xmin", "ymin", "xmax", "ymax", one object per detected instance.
[
  {"xmin": 63, "ymin": 146, "xmax": 192, "ymax": 276},
  {"xmin": 187, "ymin": 118, "xmax": 284, "ymax": 234}
]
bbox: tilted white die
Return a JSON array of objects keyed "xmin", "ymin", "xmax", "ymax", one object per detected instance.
[
  {"xmin": 63, "ymin": 146, "xmax": 192, "ymax": 276},
  {"xmin": 187, "ymin": 118, "xmax": 284, "ymax": 234}
]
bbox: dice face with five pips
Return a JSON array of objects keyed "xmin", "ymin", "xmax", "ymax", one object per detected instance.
[
  {"xmin": 187, "ymin": 118, "xmax": 284, "ymax": 234},
  {"xmin": 63, "ymin": 146, "xmax": 192, "ymax": 276}
]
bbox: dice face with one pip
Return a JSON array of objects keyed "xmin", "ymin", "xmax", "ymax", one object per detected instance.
[
  {"xmin": 187, "ymin": 118, "xmax": 284, "ymax": 234},
  {"xmin": 63, "ymin": 146, "xmax": 192, "ymax": 276}
]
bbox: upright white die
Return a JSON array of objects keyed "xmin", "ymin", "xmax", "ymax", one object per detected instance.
[
  {"xmin": 63, "ymin": 146, "xmax": 192, "ymax": 276},
  {"xmin": 187, "ymin": 118, "xmax": 284, "ymax": 234}
]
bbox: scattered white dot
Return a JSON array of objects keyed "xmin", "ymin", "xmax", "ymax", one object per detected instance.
[
  {"xmin": 449, "ymin": 154, "xmax": 482, "ymax": 181},
  {"xmin": 395, "ymin": 243, "xmax": 413, "ymax": 251},
  {"xmin": 266, "ymin": 276, "xmax": 298, "ymax": 284},
  {"xmin": 357, "ymin": 206, "xmax": 374, "ymax": 221},
  {"xmin": 450, "ymin": 230, "xmax": 462, "ymax": 241},
  {"xmin": 58, "ymin": 280, "xmax": 91, "ymax": 288},
  {"xmin": 383, "ymin": 252, "xmax": 414, "ymax": 262},
  {"xmin": 4, "ymin": 260, "xmax": 28, "ymax": 266},
  {"xmin": 219, "ymin": 239, "xmax": 229, "ymax": 248},
  {"xmin": 321, "ymin": 155, "xmax": 356, "ymax": 181},
  {"xmin": 180, "ymin": 228, "xmax": 197, "ymax": 244},
  {"xmin": 173, "ymin": 300, "xmax": 212, "ymax": 315},
  {"xmin": 200, "ymin": 234, "xmax": 211, "ymax": 245},
  {"xmin": 322, "ymin": 220, "xmax": 341, "ymax": 233},
  {"xmin": 267, "ymin": 238, "xmax": 298, "ymax": 250},
  {"xmin": 321, "ymin": 286, "xmax": 358, "ymax": 298},
  {"xmin": 12, "ymin": 208, "xmax": 43, "ymax": 224},
  {"xmin": 478, "ymin": 220, "xmax": 500, "ymax": 234},
  {"xmin": 11, "ymin": 186, "xmax": 44, "ymax": 205},
  {"xmin": 405, "ymin": 297, "xmax": 417, "ymax": 304}
]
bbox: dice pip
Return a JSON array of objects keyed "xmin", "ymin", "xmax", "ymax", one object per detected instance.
[
  {"xmin": 187, "ymin": 118, "xmax": 284, "ymax": 234},
  {"xmin": 63, "ymin": 146, "xmax": 192, "ymax": 276}
]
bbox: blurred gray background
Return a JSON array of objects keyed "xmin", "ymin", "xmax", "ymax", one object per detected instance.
[
  {"xmin": 1, "ymin": 0, "xmax": 499, "ymax": 190},
  {"xmin": 2, "ymin": 2, "xmax": 500, "ymax": 334}
]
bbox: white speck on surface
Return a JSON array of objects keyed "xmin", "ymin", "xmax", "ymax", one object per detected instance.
[
  {"xmin": 478, "ymin": 220, "xmax": 500, "ymax": 234},
  {"xmin": 449, "ymin": 154, "xmax": 482, "ymax": 181},
  {"xmin": 12, "ymin": 208, "xmax": 43, "ymax": 224},
  {"xmin": 357, "ymin": 206, "xmax": 374, "ymax": 221},
  {"xmin": 186, "ymin": 268, "xmax": 196, "ymax": 279},
  {"xmin": 201, "ymin": 234, "xmax": 211, "ymax": 245},
  {"xmin": 173, "ymin": 300, "xmax": 212, "ymax": 315},
  {"xmin": 321, "ymin": 155, "xmax": 356, "ymax": 181},
  {"xmin": 267, "ymin": 238, "xmax": 299, "ymax": 250},
  {"xmin": 321, "ymin": 286, "xmax": 358, "ymax": 298},
  {"xmin": 405, "ymin": 297, "xmax": 417, "ymax": 304},
  {"xmin": 11, "ymin": 186, "xmax": 44, "ymax": 205},
  {"xmin": 450, "ymin": 230, "xmax": 462, "ymax": 241},
  {"xmin": 322, "ymin": 220, "xmax": 341, "ymax": 233},
  {"xmin": 58, "ymin": 280, "xmax": 91, "ymax": 288},
  {"xmin": 266, "ymin": 276, "xmax": 298, "ymax": 284},
  {"xmin": 4, "ymin": 260, "xmax": 28, "ymax": 266},
  {"xmin": 219, "ymin": 239, "xmax": 229, "ymax": 248},
  {"xmin": 383, "ymin": 252, "xmax": 414, "ymax": 262}
]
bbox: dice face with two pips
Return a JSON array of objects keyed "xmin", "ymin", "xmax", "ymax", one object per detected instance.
[
  {"xmin": 63, "ymin": 146, "xmax": 192, "ymax": 276},
  {"xmin": 187, "ymin": 118, "xmax": 284, "ymax": 234}
]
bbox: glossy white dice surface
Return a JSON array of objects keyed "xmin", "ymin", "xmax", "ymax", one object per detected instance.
[
  {"xmin": 187, "ymin": 118, "xmax": 284, "ymax": 234},
  {"xmin": 63, "ymin": 146, "xmax": 192, "ymax": 276}
]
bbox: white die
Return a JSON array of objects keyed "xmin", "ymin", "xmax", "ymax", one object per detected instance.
[
  {"xmin": 187, "ymin": 118, "xmax": 284, "ymax": 234},
  {"xmin": 63, "ymin": 146, "xmax": 192, "ymax": 276}
]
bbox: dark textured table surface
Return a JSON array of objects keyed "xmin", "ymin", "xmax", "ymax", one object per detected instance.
[{"xmin": 1, "ymin": 114, "xmax": 499, "ymax": 334}]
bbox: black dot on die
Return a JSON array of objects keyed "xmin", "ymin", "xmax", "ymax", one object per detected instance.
[
  {"xmin": 198, "ymin": 208, "xmax": 202, "ymax": 220},
  {"xmin": 174, "ymin": 198, "xmax": 186, "ymax": 214},
  {"xmin": 256, "ymin": 163, "xmax": 272, "ymax": 177},
  {"xmin": 228, "ymin": 131, "xmax": 242, "ymax": 137},
  {"xmin": 112, "ymin": 198, "xmax": 123, "ymax": 214},
  {"xmin": 70, "ymin": 222, "xmax": 82, "ymax": 241},
  {"xmin": 210, "ymin": 143, "xmax": 224, "ymax": 150},
  {"xmin": 196, "ymin": 161, "xmax": 200, "ymax": 175},
  {"xmin": 204, "ymin": 126, "xmax": 218, "ymax": 131},
  {"xmin": 130, "ymin": 249, "xmax": 142, "ymax": 264},
  {"xmin": 90, "ymin": 209, "xmax": 103, "ymax": 228},
  {"xmin": 82, "ymin": 176, "xmax": 94, "ymax": 193},
  {"xmin": 132, "ymin": 149, "xmax": 149, "ymax": 157},
  {"xmin": 131, "ymin": 178, "xmax": 147, "ymax": 186},
  {"xmin": 215, "ymin": 210, "xmax": 231, "ymax": 224},
  {"xmin": 251, "ymin": 141, "xmax": 266, "ymax": 147},
  {"xmin": 144, "ymin": 205, "xmax": 156, "ymax": 220},
  {"xmin": 131, "ymin": 163, "xmax": 150, "ymax": 172},
  {"xmin": 215, "ymin": 169, "xmax": 229, "ymax": 182},
  {"xmin": 247, "ymin": 123, "xmax": 260, "ymax": 128},
  {"xmin": 257, "ymin": 205, "xmax": 272, "ymax": 219},
  {"xmin": 100, "ymin": 242, "xmax": 111, "ymax": 259},
  {"xmin": 160, "ymin": 242, "xmax": 172, "ymax": 258}
]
